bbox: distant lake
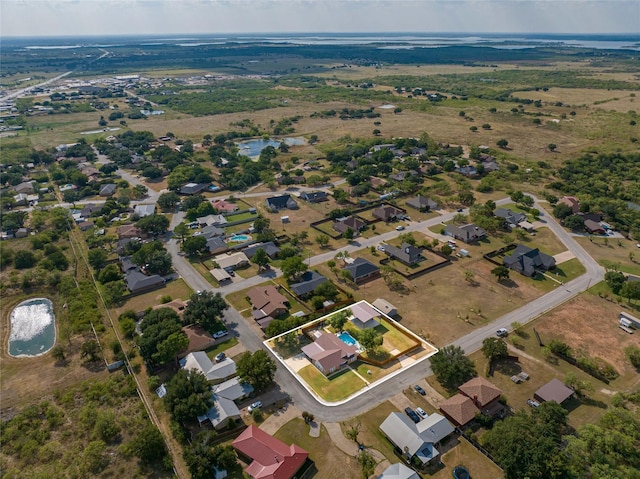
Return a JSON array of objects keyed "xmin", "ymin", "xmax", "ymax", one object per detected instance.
[
  {"xmin": 8, "ymin": 298, "xmax": 56, "ymax": 357},
  {"xmin": 236, "ymin": 137, "xmax": 306, "ymax": 159}
]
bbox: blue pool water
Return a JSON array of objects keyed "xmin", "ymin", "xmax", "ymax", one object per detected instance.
[
  {"xmin": 9, "ymin": 298, "xmax": 56, "ymax": 357},
  {"xmin": 338, "ymin": 331, "xmax": 358, "ymax": 347},
  {"xmin": 229, "ymin": 234, "xmax": 251, "ymax": 242}
]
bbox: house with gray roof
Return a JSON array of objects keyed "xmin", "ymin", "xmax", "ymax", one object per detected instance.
[
  {"xmin": 373, "ymin": 205, "xmax": 404, "ymax": 222},
  {"xmin": 384, "ymin": 243, "xmax": 423, "ymax": 266},
  {"xmin": 206, "ymin": 237, "xmax": 228, "ymax": 254},
  {"xmin": 290, "ymin": 271, "xmax": 328, "ymax": 297},
  {"xmin": 134, "ymin": 204, "xmax": 156, "ymax": 218},
  {"xmin": 333, "ymin": 216, "xmax": 366, "ymax": 236},
  {"xmin": 211, "ymin": 377, "xmax": 254, "ymax": 402},
  {"xmin": 180, "ymin": 182, "xmax": 208, "ymax": 195},
  {"xmin": 180, "ymin": 352, "xmax": 237, "ymax": 384},
  {"xmin": 99, "ymin": 183, "xmax": 117, "ymax": 197},
  {"xmin": 199, "ymin": 214, "xmax": 227, "ymax": 227},
  {"xmin": 198, "ymin": 395, "xmax": 241, "ymax": 430},
  {"xmin": 376, "ymin": 463, "xmax": 419, "ymax": 479},
  {"xmin": 494, "ymin": 208, "xmax": 527, "ymax": 226},
  {"xmin": 265, "ymin": 194, "xmax": 298, "ymax": 212},
  {"xmin": 243, "ymin": 242, "xmax": 280, "ymax": 259},
  {"xmin": 349, "ymin": 301, "xmax": 381, "ymax": 329},
  {"xmin": 503, "ymin": 244, "xmax": 556, "ymax": 277},
  {"xmin": 201, "ymin": 224, "xmax": 225, "ymax": 238},
  {"xmin": 379, "ymin": 412, "xmax": 454, "ymax": 466},
  {"xmin": 444, "ymin": 223, "xmax": 486, "ymax": 243},
  {"xmin": 406, "ymin": 195, "xmax": 438, "ymax": 212},
  {"xmin": 14, "ymin": 181, "xmax": 35, "ymax": 194},
  {"xmin": 125, "ymin": 270, "xmax": 165, "ymax": 294},
  {"xmin": 345, "ymin": 257, "xmax": 380, "ymax": 284},
  {"xmin": 300, "ymin": 190, "xmax": 328, "ymax": 203}
]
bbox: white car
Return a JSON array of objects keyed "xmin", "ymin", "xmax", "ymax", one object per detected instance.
[
  {"xmin": 395, "ymin": 225, "xmax": 405, "ymax": 231},
  {"xmin": 416, "ymin": 407, "xmax": 428, "ymax": 419},
  {"xmin": 496, "ymin": 328, "xmax": 508, "ymax": 338},
  {"xmin": 213, "ymin": 330, "xmax": 228, "ymax": 339},
  {"xmin": 248, "ymin": 401, "xmax": 262, "ymax": 412}
]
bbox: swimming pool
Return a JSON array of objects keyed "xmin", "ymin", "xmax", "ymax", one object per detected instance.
[
  {"xmin": 229, "ymin": 234, "xmax": 251, "ymax": 242},
  {"xmin": 338, "ymin": 331, "xmax": 358, "ymax": 347}
]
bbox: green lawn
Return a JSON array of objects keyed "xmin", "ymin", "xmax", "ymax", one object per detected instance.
[
  {"xmin": 204, "ymin": 337, "xmax": 239, "ymax": 361},
  {"xmin": 298, "ymin": 365, "xmax": 366, "ymax": 401},
  {"xmin": 376, "ymin": 318, "xmax": 420, "ymax": 352},
  {"xmin": 224, "ymin": 211, "xmax": 258, "ymax": 222}
]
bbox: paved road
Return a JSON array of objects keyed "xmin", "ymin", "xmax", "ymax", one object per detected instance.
[
  {"xmin": 162, "ymin": 193, "xmax": 605, "ymax": 420},
  {"xmin": 0, "ymin": 71, "xmax": 72, "ymax": 102}
]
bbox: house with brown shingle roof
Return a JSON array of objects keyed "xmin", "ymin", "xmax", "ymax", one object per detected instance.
[
  {"xmin": 301, "ymin": 330, "xmax": 358, "ymax": 375},
  {"xmin": 117, "ymin": 224, "xmax": 145, "ymax": 239},
  {"xmin": 439, "ymin": 376, "xmax": 503, "ymax": 427},
  {"xmin": 373, "ymin": 205, "xmax": 404, "ymax": 222},
  {"xmin": 439, "ymin": 394, "xmax": 479, "ymax": 427},
  {"xmin": 246, "ymin": 285, "xmax": 289, "ymax": 318},
  {"xmin": 458, "ymin": 376, "xmax": 502, "ymax": 409},
  {"xmin": 558, "ymin": 196, "xmax": 580, "ymax": 214}
]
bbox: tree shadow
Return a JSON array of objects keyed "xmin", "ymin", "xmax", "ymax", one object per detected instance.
[
  {"xmin": 82, "ymin": 360, "xmax": 106, "ymax": 372},
  {"xmin": 494, "ymin": 358, "xmax": 522, "ymax": 376},
  {"xmin": 499, "ymin": 278, "xmax": 520, "ymax": 289}
]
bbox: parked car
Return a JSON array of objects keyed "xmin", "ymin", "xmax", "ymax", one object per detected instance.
[
  {"xmin": 377, "ymin": 245, "xmax": 386, "ymax": 252},
  {"xmin": 248, "ymin": 401, "xmax": 263, "ymax": 412},
  {"xmin": 395, "ymin": 225, "xmax": 405, "ymax": 231},
  {"xmin": 414, "ymin": 385, "xmax": 426, "ymax": 396},
  {"xmin": 416, "ymin": 407, "xmax": 428, "ymax": 419},
  {"xmin": 404, "ymin": 407, "xmax": 420, "ymax": 423},
  {"xmin": 527, "ymin": 399, "xmax": 540, "ymax": 408},
  {"xmin": 214, "ymin": 352, "xmax": 226, "ymax": 362},
  {"xmin": 213, "ymin": 330, "xmax": 228, "ymax": 339},
  {"xmin": 457, "ymin": 208, "xmax": 464, "ymax": 212},
  {"xmin": 496, "ymin": 328, "xmax": 508, "ymax": 338}
]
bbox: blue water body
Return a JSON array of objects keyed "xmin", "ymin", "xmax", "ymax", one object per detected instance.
[
  {"xmin": 236, "ymin": 137, "xmax": 305, "ymax": 158},
  {"xmin": 229, "ymin": 234, "xmax": 251, "ymax": 242},
  {"xmin": 9, "ymin": 298, "xmax": 56, "ymax": 357},
  {"xmin": 338, "ymin": 331, "xmax": 358, "ymax": 347}
]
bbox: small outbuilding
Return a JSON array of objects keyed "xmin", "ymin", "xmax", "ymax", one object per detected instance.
[
  {"xmin": 372, "ymin": 298, "xmax": 397, "ymax": 317},
  {"xmin": 534, "ymin": 378, "xmax": 574, "ymax": 405}
]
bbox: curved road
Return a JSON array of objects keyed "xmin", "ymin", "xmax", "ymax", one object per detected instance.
[{"xmin": 164, "ymin": 193, "xmax": 604, "ymax": 421}]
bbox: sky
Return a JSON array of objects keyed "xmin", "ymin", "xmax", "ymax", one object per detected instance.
[{"xmin": 1, "ymin": 0, "xmax": 638, "ymax": 38}]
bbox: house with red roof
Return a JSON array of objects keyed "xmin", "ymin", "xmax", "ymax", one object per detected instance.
[
  {"xmin": 212, "ymin": 199, "xmax": 239, "ymax": 213},
  {"xmin": 232, "ymin": 425, "xmax": 309, "ymax": 479}
]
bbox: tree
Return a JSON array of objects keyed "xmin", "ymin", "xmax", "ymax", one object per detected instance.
[
  {"xmin": 173, "ymin": 222, "xmax": 191, "ymax": 243},
  {"xmin": 357, "ymin": 450, "xmax": 376, "ymax": 479},
  {"xmin": 301, "ymin": 411, "xmax": 315, "ymax": 424},
  {"xmin": 236, "ymin": 350, "xmax": 277, "ymax": 392},
  {"xmin": 605, "ymin": 270, "xmax": 626, "ymax": 294},
  {"xmin": 620, "ymin": 280, "xmax": 640, "ymax": 304},
  {"xmin": 552, "ymin": 203, "xmax": 573, "ymax": 220},
  {"xmin": 185, "ymin": 432, "xmax": 237, "ymax": 479},
  {"xmin": 481, "ymin": 337, "xmax": 508, "ymax": 362},
  {"xmin": 155, "ymin": 331, "xmax": 189, "ymax": 365},
  {"xmin": 429, "ymin": 345, "xmax": 477, "ymax": 390},
  {"xmin": 548, "ymin": 143, "xmax": 557, "ymax": 152},
  {"xmin": 128, "ymin": 423, "xmax": 167, "ymax": 465},
  {"xmin": 624, "ymin": 345, "xmax": 640, "ymax": 368},
  {"xmin": 345, "ymin": 422, "xmax": 361, "ymax": 443},
  {"xmin": 357, "ymin": 328, "xmax": 383, "ymax": 353},
  {"xmin": 496, "ymin": 138, "xmax": 509, "ymax": 149},
  {"xmin": 564, "ymin": 214, "xmax": 585, "ymax": 231},
  {"xmin": 458, "ymin": 191, "xmax": 475, "ymax": 206},
  {"xmin": 343, "ymin": 227, "xmax": 355, "ymax": 241},
  {"xmin": 372, "ymin": 129, "xmax": 381, "ymax": 136},
  {"xmin": 136, "ymin": 214, "xmax": 170, "ymax": 235},
  {"xmin": 88, "ymin": 248, "xmax": 108, "ymax": 271},
  {"xmin": 138, "ymin": 308, "xmax": 183, "ymax": 366},
  {"xmin": 491, "ymin": 266, "xmax": 511, "ymax": 282},
  {"xmin": 315, "ymin": 234, "xmax": 330, "ymax": 248},
  {"xmin": 157, "ymin": 191, "xmax": 181, "ymax": 211},
  {"xmin": 164, "ymin": 369, "xmax": 213, "ymax": 423},
  {"xmin": 102, "ymin": 280, "xmax": 126, "ymax": 306},
  {"xmin": 183, "ymin": 291, "xmax": 228, "ymax": 332},
  {"xmin": 482, "ymin": 123, "xmax": 491, "ymax": 130},
  {"xmin": 183, "ymin": 235, "xmax": 207, "ymax": 256},
  {"xmin": 81, "ymin": 339, "xmax": 101, "ymax": 362},
  {"xmin": 329, "ymin": 310, "xmax": 350, "ymax": 330},
  {"xmin": 51, "ymin": 344, "xmax": 66, "ymax": 362},
  {"xmin": 251, "ymin": 248, "xmax": 270, "ymax": 270},
  {"xmin": 464, "ymin": 270, "xmax": 475, "ymax": 283},
  {"xmin": 441, "ymin": 244, "xmax": 453, "ymax": 256},
  {"xmin": 14, "ymin": 250, "xmax": 36, "ymax": 269},
  {"xmin": 281, "ymin": 256, "xmax": 308, "ymax": 282}
]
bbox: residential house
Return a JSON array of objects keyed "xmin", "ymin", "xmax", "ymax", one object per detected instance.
[
  {"xmin": 376, "ymin": 463, "xmax": 419, "ymax": 479},
  {"xmin": 215, "ymin": 252, "xmax": 249, "ymax": 271},
  {"xmin": 211, "ymin": 199, "xmax": 238, "ymax": 213},
  {"xmin": 301, "ymin": 330, "xmax": 358, "ymax": 375},
  {"xmin": 117, "ymin": 224, "xmax": 145, "ymax": 239},
  {"xmin": 389, "ymin": 171, "xmax": 416, "ymax": 182},
  {"xmin": 198, "ymin": 395, "xmax": 241, "ymax": 431},
  {"xmin": 211, "ymin": 377, "xmax": 254, "ymax": 403},
  {"xmin": 210, "ymin": 268, "xmax": 232, "ymax": 284},
  {"xmin": 444, "ymin": 224, "xmax": 486, "ymax": 243},
  {"xmin": 180, "ymin": 324, "xmax": 215, "ymax": 356},
  {"xmin": 199, "ymin": 214, "xmax": 227, "ymax": 227},
  {"xmin": 125, "ymin": 270, "xmax": 165, "ymax": 294},
  {"xmin": 181, "ymin": 352, "xmax": 237, "ymax": 384},
  {"xmin": 290, "ymin": 271, "xmax": 328, "ymax": 297},
  {"xmin": 456, "ymin": 165, "xmax": 478, "ymax": 177},
  {"xmin": 265, "ymin": 194, "xmax": 298, "ymax": 212},
  {"xmin": 206, "ymin": 237, "xmax": 229, "ymax": 255},
  {"xmin": 232, "ymin": 425, "xmax": 309, "ymax": 479},
  {"xmin": 153, "ymin": 298, "xmax": 188, "ymax": 316},
  {"xmin": 14, "ymin": 227, "xmax": 29, "ymax": 238},
  {"xmin": 482, "ymin": 160, "xmax": 500, "ymax": 173},
  {"xmin": 406, "ymin": 195, "xmax": 438, "ymax": 212},
  {"xmin": 584, "ymin": 219, "xmax": 605, "ymax": 234},
  {"xmin": 13, "ymin": 193, "xmax": 29, "ymax": 206},
  {"xmin": 372, "ymin": 298, "xmax": 397, "ymax": 317},
  {"xmin": 81, "ymin": 203, "xmax": 101, "ymax": 219},
  {"xmin": 439, "ymin": 376, "xmax": 503, "ymax": 427},
  {"xmin": 558, "ymin": 196, "xmax": 580, "ymax": 214},
  {"xmin": 134, "ymin": 204, "xmax": 156, "ymax": 218},
  {"xmin": 247, "ymin": 285, "xmax": 289, "ymax": 318},
  {"xmin": 503, "ymin": 244, "xmax": 556, "ymax": 277},
  {"xmin": 299, "ymin": 190, "xmax": 328, "ymax": 203},
  {"xmin": 332, "ymin": 216, "xmax": 366, "ymax": 236},
  {"xmin": 14, "ymin": 181, "xmax": 35, "ymax": 194},
  {"xmin": 369, "ymin": 176, "xmax": 388, "ymax": 190},
  {"xmin": 379, "ymin": 412, "xmax": 454, "ymax": 466},
  {"xmin": 201, "ymin": 224, "xmax": 225, "ymax": 238},
  {"xmin": 78, "ymin": 220, "xmax": 94, "ymax": 231},
  {"xmin": 384, "ymin": 242, "xmax": 423, "ymax": 266},
  {"xmin": 349, "ymin": 301, "xmax": 381, "ymax": 329},
  {"xmin": 344, "ymin": 257, "xmax": 380, "ymax": 284},
  {"xmin": 373, "ymin": 205, "xmax": 404, "ymax": 222},
  {"xmin": 243, "ymin": 242, "xmax": 280, "ymax": 259},
  {"xmin": 534, "ymin": 378, "xmax": 574, "ymax": 405},
  {"xmin": 494, "ymin": 208, "xmax": 527, "ymax": 227},
  {"xmin": 180, "ymin": 182, "xmax": 208, "ymax": 195},
  {"xmin": 99, "ymin": 183, "xmax": 117, "ymax": 197}
]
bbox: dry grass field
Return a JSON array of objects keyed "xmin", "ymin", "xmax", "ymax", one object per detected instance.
[
  {"xmin": 512, "ymin": 87, "xmax": 638, "ymax": 112},
  {"xmin": 575, "ymin": 236, "xmax": 640, "ymax": 276}
]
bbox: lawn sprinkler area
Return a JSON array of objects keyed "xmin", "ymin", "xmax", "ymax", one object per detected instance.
[{"xmin": 265, "ymin": 300, "xmax": 438, "ymax": 404}]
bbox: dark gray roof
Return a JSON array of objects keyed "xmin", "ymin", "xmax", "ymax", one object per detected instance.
[
  {"xmin": 120, "ymin": 255, "xmax": 137, "ymax": 271},
  {"xmin": 265, "ymin": 194, "xmax": 298, "ymax": 210},
  {"xmin": 201, "ymin": 224, "xmax": 225, "ymax": 238},
  {"xmin": 99, "ymin": 183, "xmax": 116, "ymax": 196},
  {"xmin": 345, "ymin": 257, "xmax": 379, "ymax": 281},
  {"xmin": 301, "ymin": 190, "xmax": 328, "ymax": 202},
  {"xmin": 444, "ymin": 223, "xmax": 486, "ymax": 243},
  {"xmin": 180, "ymin": 183, "xmax": 208, "ymax": 195},
  {"xmin": 333, "ymin": 216, "xmax": 366, "ymax": 234},
  {"xmin": 406, "ymin": 195, "xmax": 438, "ymax": 210},
  {"xmin": 503, "ymin": 244, "xmax": 556, "ymax": 276},
  {"xmin": 206, "ymin": 237, "xmax": 228, "ymax": 253},
  {"xmin": 125, "ymin": 270, "xmax": 164, "ymax": 293},
  {"xmin": 243, "ymin": 242, "xmax": 280, "ymax": 259},
  {"xmin": 494, "ymin": 208, "xmax": 527, "ymax": 225},
  {"xmin": 290, "ymin": 271, "xmax": 328, "ymax": 296},
  {"xmin": 384, "ymin": 242, "xmax": 422, "ymax": 265}
]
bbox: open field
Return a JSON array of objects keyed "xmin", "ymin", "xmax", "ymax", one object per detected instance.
[
  {"xmin": 274, "ymin": 419, "xmax": 361, "ymax": 479},
  {"xmin": 113, "ymin": 278, "xmax": 192, "ymax": 317},
  {"xmin": 512, "ymin": 87, "xmax": 638, "ymax": 112},
  {"xmin": 575, "ymin": 236, "xmax": 640, "ymax": 276}
]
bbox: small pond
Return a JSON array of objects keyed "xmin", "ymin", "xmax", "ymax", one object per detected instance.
[
  {"xmin": 236, "ymin": 137, "xmax": 305, "ymax": 159},
  {"xmin": 8, "ymin": 298, "xmax": 56, "ymax": 357}
]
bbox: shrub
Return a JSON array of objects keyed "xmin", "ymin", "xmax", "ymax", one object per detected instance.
[
  {"xmin": 548, "ymin": 339, "xmax": 572, "ymax": 358},
  {"xmin": 251, "ymin": 408, "xmax": 263, "ymax": 422}
]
